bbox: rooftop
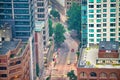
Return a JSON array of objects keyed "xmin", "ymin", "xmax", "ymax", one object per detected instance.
[
  {"xmin": 99, "ymin": 41, "xmax": 119, "ymax": 50},
  {"xmin": 0, "ymin": 40, "xmax": 19, "ymax": 55},
  {"xmin": 78, "ymin": 45, "xmax": 120, "ymax": 68}
]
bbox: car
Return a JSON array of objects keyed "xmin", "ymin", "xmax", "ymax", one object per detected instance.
[{"xmin": 71, "ymin": 49, "xmax": 74, "ymax": 52}]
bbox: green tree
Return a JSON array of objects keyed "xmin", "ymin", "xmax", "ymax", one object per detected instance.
[
  {"xmin": 50, "ymin": 9, "xmax": 60, "ymax": 20},
  {"xmin": 67, "ymin": 70, "xmax": 77, "ymax": 80},
  {"xmin": 54, "ymin": 23, "xmax": 65, "ymax": 47},
  {"xmin": 48, "ymin": 19, "xmax": 54, "ymax": 36},
  {"xmin": 76, "ymin": 51, "xmax": 80, "ymax": 60},
  {"xmin": 36, "ymin": 63, "xmax": 39, "ymax": 77},
  {"xmin": 67, "ymin": 2, "xmax": 81, "ymax": 38}
]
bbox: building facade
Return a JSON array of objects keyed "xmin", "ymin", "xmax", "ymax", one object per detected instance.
[
  {"xmin": 34, "ymin": 0, "xmax": 49, "ymax": 48},
  {"xmin": 87, "ymin": 0, "xmax": 120, "ymax": 46},
  {"xmin": 77, "ymin": 41, "xmax": 120, "ymax": 80},
  {"xmin": 0, "ymin": 0, "xmax": 33, "ymax": 41},
  {"xmin": 0, "ymin": 39, "xmax": 31, "ymax": 80}
]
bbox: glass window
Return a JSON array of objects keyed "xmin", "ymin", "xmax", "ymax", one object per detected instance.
[
  {"xmin": 89, "ymin": 29, "xmax": 94, "ymax": 32},
  {"xmin": 103, "ymin": 9, "xmax": 107, "ymax": 12},
  {"xmin": 110, "ymin": 9, "xmax": 116, "ymax": 12},
  {"xmin": 14, "ymin": 9, "xmax": 29, "ymax": 14},
  {"xmin": 89, "ymin": 34, "xmax": 94, "ymax": 37},
  {"xmin": 89, "ymin": 5, "xmax": 94, "ymax": 8},
  {"xmin": 103, "ymin": 29, "xmax": 106, "ymax": 32},
  {"xmin": 103, "ymin": 0, "xmax": 107, "ymax": 2},
  {"xmin": 103, "ymin": 23, "xmax": 107, "ymax": 27},
  {"xmin": 110, "ymin": 4, "xmax": 116, "ymax": 7},
  {"xmin": 96, "ymin": 9, "xmax": 101, "ymax": 13},
  {"xmin": 14, "ymin": 15, "xmax": 29, "ymax": 19},
  {"xmin": 110, "ymin": 29, "xmax": 115, "ymax": 32},
  {"xmin": 103, "ymin": 4, "xmax": 107, "ymax": 7},
  {"xmin": 15, "ymin": 27, "xmax": 30, "ymax": 31},
  {"xmin": 15, "ymin": 21, "xmax": 30, "ymax": 25},
  {"xmin": 110, "ymin": 33, "xmax": 115, "ymax": 36},
  {"xmin": 97, "ymin": 34, "xmax": 101, "ymax": 37},
  {"xmin": 96, "ymin": 0, "xmax": 101, "ymax": 3},
  {"xmin": 37, "ymin": 2, "xmax": 44, "ymax": 7},
  {"xmin": 37, "ymin": 8, "xmax": 44, "ymax": 12},
  {"xmin": 97, "ymin": 5, "xmax": 101, "ymax": 8},
  {"xmin": 103, "ymin": 19, "xmax": 107, "ymax": 22},
  {"xmin": 0, "ymin": 9, "xmax": 12, "ymax": 14},
  {"xmin": 89, "ymin": 10, "xmax": 94, "ymax": 13},
  {"xmin": 97, "ymin": 24, "xmax": 101, "ymax": 27},
  {"xmin": 0, "ymin": 15, "xmax": 12, "ymax": 19},
  {"xmin": 89, "ymin": 14, "xmax": 94, "ymax": 18},
  {"xmin": 89, "ymin": 0, "xmax": 94, "ymax": 3},
  {"xmin": 110, "ymin": 38, "xmax": 115, "ymax": 41},
  {"xmin": 97, "ymin": 29, "xmax": 101, "ymax": 32},
  {"xmin": 14, "ymin": 0, "xmax": 28, "ymax": 2},
  {"xmin": 110, "ymin": 23, "xmax": 116, "ymax": 27},
  {"xmin": 103, "ymin": 33, "xmax": 106, "ymax": 36},
  {"xmin": 89, "ymin": 24, "xmax": 94, "ymax": 27},
  {"xmin": 110, "ymin": 0, "xmax": 116, "ymax": 2},
  {"xmin": 37, "ymin": 14, "xmax": 44, "ymax": 18},
  {"xmin": 89, "ymin": 39, "xmax": 94, "ymax": 42},
  {"xmin": 110, "ymin": 18, "xmax": 116, "ymax": 22},
  {"xmin": 103, "ymin": 14, "xmax": 107, "ymax": 17},
  {"xmin": 16, "ymin": 32, "xmax": 30, "ymax": 36},
  {"xmin": 14, "ymin": 4, "xmax": 29, "ymax": 8},
  {"xmin": 89, "ymin": 19, "xmax": 94, "ymax": 22},
  {"xmin": 97, "ymin": 14, "xmax": 101, "ymax": 18},
  {"xmin": 97, "ymin": 39, "xmax": 101, "ymax": 42},
  {"xmin": 110, "ymin": 14, "xmax": 116, "ymax": 17},
  {"xmin": 97, "ymin": 19, "xmax": 101, "ymax": 22}
]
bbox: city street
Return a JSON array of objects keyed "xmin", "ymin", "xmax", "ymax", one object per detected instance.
[{"xmin": 44, "ymin": 22, "xmax": 79, "ymax": 80}]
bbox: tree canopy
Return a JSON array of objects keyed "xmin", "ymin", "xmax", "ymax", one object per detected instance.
[
  {"xmin": 67, "ymin": 70, "xmax": 77, "ymax": 80},
  {"xmin": 67, "ymin": 2, "xmax": 81, "ymax": 33},
  {"xmin": 50, "ymin": 9, "xmax": 60, "ymax": 20},
  {"xmin": 54, "ymin": 23, "xmax": 65, "ymax": 47},
  {"xmin": 48, "ymin": 19, "xmax": 54, "ymax": 37}
]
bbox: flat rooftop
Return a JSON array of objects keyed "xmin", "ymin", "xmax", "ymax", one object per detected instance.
[
  {"xmin": 78, "ymin": 46, "xmax": 120, "ymax": 68},
  {"xmin": 0, "ymin": 40, "xmax": 19, "ymax": 55}
]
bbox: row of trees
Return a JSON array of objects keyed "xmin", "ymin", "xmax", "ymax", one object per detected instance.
[{"xmin": 48, "ymin": 19, "xmax": 65, "ymax": 47}]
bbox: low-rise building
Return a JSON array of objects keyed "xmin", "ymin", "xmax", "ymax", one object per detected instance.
[{"xmin": 77, "ymin": 41, "xmax": 120, "ymax": 80}]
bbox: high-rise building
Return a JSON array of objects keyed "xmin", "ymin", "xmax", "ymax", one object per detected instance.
[
  {"xmin": 87, "ymin": 0, "xmax": 120, "ymax": 46},
  {"xmin": 34, "ymin": 0, "xmax": 49, "ymax": 48},
  {"xmin": 0, "ymin": 0, "xmax": 33, "ymax": 41}
]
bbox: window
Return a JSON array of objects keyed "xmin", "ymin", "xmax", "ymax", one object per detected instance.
[
  {"xmin": 110, "ymin": 18, "xmax": 116, "ymax": 22},
  {"xmin": 96, "ymin": 0, "xmax": 101, "ymax": 3},
  {"xmin": 103, "ymin": 4, "xmax": 107, "ymax": 7},
  {"xmin": 89, "ymin": 14, "xmax": 94, "ymax": 18},
  {"xmin": 89, "ymin": 34, "xmax": 94, "ymax": 37},
  {"xmin": 103, "ymin": 14, "xmax": 107, "ymax": 17},
  {"xmin": 14, "ymin": 3, "xmax": 29, "ymax": 8},
  {"xmin": 103, "ymin": 23, "xmax": 107, "ymax": 27},
  {"xmin": 97, "ymin": 29, "xmax": 101, "ymax": 32},
  {"xmin": 103, "ymin": 9, "xmax": 107, "ymax": 12},
  {"xmin": 110, "ymin": 38, "xmax": 115, "ymax": 41},
  {"xmin": 110, "ymin": 0, "xmax": 116, "ymax": 2},
  {"xmin": 15, "ymin": 21, "xmax": 30, "ymax": 25},
  {"xmin": 103, "ymin": 38, "xmax": 106, "ymax": 41},
  {"xmin": 16, "ymin": 61, "xmax": 21, "ymax": 64},
  {"xmin": 16, "ymin": 32, "xmax": 30, "ymax": 36},
  {"xmin": 89, "ymin": 39, "xmax": 94, "ymax": 42},
  {"xmin": 103, "ymin": 19, "xmax": 107, "ymax": 22},
  {"xmin": 89, "ymin": 5, "xmax": 94, "ymax": 8},
  {"xmin": 89, "ymin": 10, "xmax": 94, "ymax": 13},
  {"xmin": 97, "ymin": 14, "xmax": 101, "ymax": 18},
  {"xmin": 97, "ymin": 34, "xmax": 101, "ymax": 37},
  {"xmin": 96, "ymin": 9, "xmax": 101, "ymax": 13},
  {"xmin": 103, "ymin": 0, "xmax": 107, "ymax": 2},
  {"xmin": 90, "ymin": 72, "xmax": 97, "ymax": 77},
  {"xmin": 110, "ymin": 14, "xmax": 116, "ymax": 17},
  {"xmin": 89, "ymin": 0, "xmax": 94, "ymax": 3},
  {"xmin": 110, "ymin": 9, "xmax": 116, "ymax": 12},
  {"xmin": 37, "ymin": 8, "xmax": 44, "ymax": 12},
  {"xmin": 110, "ymin": 23, "xmax": 116, "ymax": 27},
  {"xmin": 14, "ymin": 0, "xmax": 28, "ymax": 2},
  {"xmin": 110, "ymin": 33, "xmax": 115, "ymax": 36},
  {"xmin": 99, "ymin": 72, "xmax": 107, "ymax": 78},
  {"xmin": 80, "ymin": 72, "xmax": 87, "ymax": 77},
  {"xmin": 0, "ymin": 67, "xmax": 7, "ymax": 70},
  {"xmin": 97, "ymin": 39, "xmax": 101, "ymax": 42},
  {"xmin": 103, "ymin": 29, "xmax": 106, "ymax": 32},
  {"xmin": 97, "ymin": 19, "xmax": 101, "ymax": 22},
  {"xmin": 89, "ymin": 19, "xmax": 94, "ymax": 22},
  {"xmin": 111, "ymin": 4, "xmax": 116, "ymax": 7},
  {"xmin": 97, "ymin": 24, "xmax": 101, "ymax": 27},
  {"xmin": 37, "ymin": 14, "xmax": 44, "ymax": 18},
  {"xmin": 14, "ymin": 9, "xmax": 29, "ymax": 14},
  {"xmin": 37, "ymin": 2, "xmax": 44, "ymax": 7},
  {"xmin": 89, "ymin": 24, "xmax": 94, "ymax": 27},
  {"xmin": 97, "ymin": 5, "xmax": 101, "ymax": 8},
  {"xmin": 89, "ymin": 29, "xmax": 94, "ymax": 32},
  {"xmin": 0, "ymin": 74, "xmax": 7, "ymax": 77},
  {"xmin": 103, "ymin": 33, "xmax": 106, "ymax": 36},
  {"xmin": 14, "ymin": 15, "xmax": 29, "ymax": 19}
]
